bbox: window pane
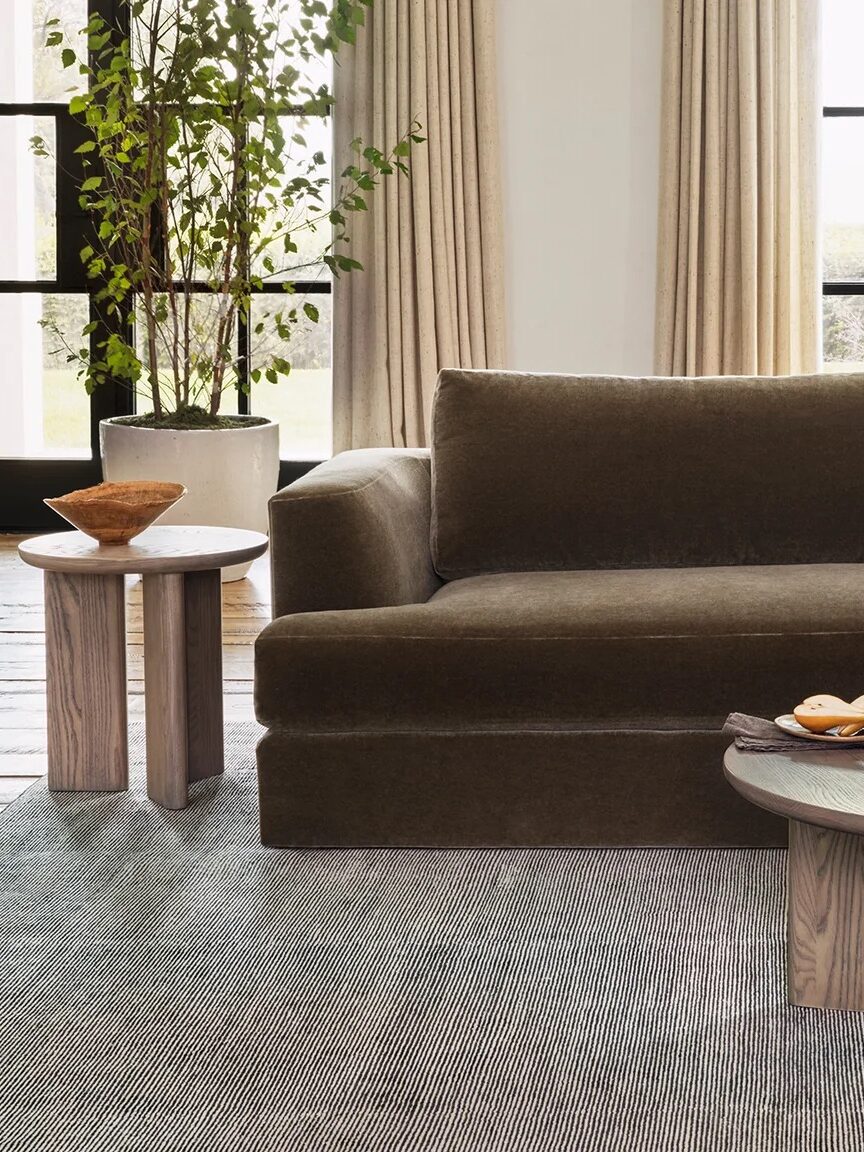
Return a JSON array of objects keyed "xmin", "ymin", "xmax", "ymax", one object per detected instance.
[
  {"xmin": 164, "ymin": 121, "xmax": 244, "ymax": 284},
  {"xmin": 253, "ymin": 115, "xmax": 333, "ymax": 283},
  {"xmin": 135, "ymin": 2, "xmax": 332, "ymax": 99},
  {"xmin": 163, "ymin": 113, "xmax": 333, "ymax": 285},
  {"xmin": 0, "ymin": 294, "xmax": 90, "ymax": 459},
  {"xmin": 134, "ymin": 7, "xmax": 333, "ymax": 283},
  {"xmin": 823, "ymin": 119, "xmax": 864, "ymax": 282},
  {"xmin": 0, "ymin": 116, "xmax": 56, "ymax": 281},
  {"xmin": 823, "ymin": 296, "xmax": 864, "ymax": 372},
  {"xmin": 823, "ymin": 0, "xmax": 864, "ymax": 107},
  {"xmin": 1, "ymin": 1, "xmax": 88, "ymax": 103},
  {"xmin": 249, "ymin": 292, "xmax": 331, "ymax": 459},
  {"xmin": 135, "ymin": 295, "xmax": 239, "ymax": 416},
  {"xmin": 264, "ymin": 1, "xmax": 332, "ymax": 96}
]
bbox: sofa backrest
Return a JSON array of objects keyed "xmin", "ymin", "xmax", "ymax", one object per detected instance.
[{"xmin": 430, "ymin": 369, "xmax": 864, "ymax": 580}]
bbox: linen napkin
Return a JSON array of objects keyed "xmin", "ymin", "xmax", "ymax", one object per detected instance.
[{"xmin": 722, "ymin": 712, "xmax": 864, "ymax": 752}]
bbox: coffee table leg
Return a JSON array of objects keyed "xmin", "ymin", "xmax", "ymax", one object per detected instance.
[
  {"xmin": 142, "ymin": 570, "xmax": 223, "ymax": 809},
  {"xmin": 44, "ymin": 571, "xmax": 128, "ymax": 791},
  {"xmin": 787, "ymin": 819, "xmax": 864, "ymax": 1010}
]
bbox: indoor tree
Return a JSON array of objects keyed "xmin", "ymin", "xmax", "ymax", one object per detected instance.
[{"xmin": 33, "ymin": 0, "xmax": 421, "ymax": 427}]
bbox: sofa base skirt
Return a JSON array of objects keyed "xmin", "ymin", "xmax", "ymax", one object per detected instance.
[{"xmin": 256, "ymin": 728, "xmax": 785, "ymax": 848}]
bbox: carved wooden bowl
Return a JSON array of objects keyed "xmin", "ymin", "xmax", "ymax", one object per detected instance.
[{"xmin": 44, "ymin": 481, "xmax": 187, "ymax": 545}]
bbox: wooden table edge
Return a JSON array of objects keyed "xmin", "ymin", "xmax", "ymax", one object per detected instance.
[
  {"xmin": 723, "ymin": 746, "xmax": 864, "ymax": 837},
  {"xmin": 17, "ymin": 532, "xmax": 269, "ymax": 575}
]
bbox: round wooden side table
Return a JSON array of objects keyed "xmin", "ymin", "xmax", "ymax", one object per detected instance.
[
  {"xmin": 19, "ymin": 526, "xmax": 268, "ymax": 810},
  {"xmin": 724, "ymin": 743, "xmax": 864, "ymax": 1011}
]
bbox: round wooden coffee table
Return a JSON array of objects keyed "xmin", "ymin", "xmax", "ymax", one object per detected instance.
[
  {"xmin": 724, "ymin": 743, "xmax": 864, "ymax": 1011},
  {"xmin": 19, "ymin": 526, "xmax": 268, "ymax": 810}
]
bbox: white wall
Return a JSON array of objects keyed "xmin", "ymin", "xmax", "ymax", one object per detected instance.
[{"xmin": 497, "ymin": 0, "xmax": 664, "ymax": 375}]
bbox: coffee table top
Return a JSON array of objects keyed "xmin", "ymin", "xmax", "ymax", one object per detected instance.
[
  {"xmin": 724, "ymin": 744, "xmax": 864, "ymax": 835},
  {"xmin": 18, "ymin": 526, "xmax": 269, "ymax": 575}
]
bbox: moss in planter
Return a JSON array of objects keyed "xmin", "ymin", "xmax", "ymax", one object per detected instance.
[{"xmin": 111, "ymin": 406, "xmax": 270, "ymax": 431}]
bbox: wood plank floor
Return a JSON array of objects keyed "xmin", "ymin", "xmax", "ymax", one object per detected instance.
[{"xmin": 0, "ymin": 534, "xmax": 269, "ymax": 810}]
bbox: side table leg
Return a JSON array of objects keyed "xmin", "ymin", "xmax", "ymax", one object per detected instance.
[
  {"xmin": 787, "ymin": 819, "xmax": 864, "ymax": 1010},
  {"xmin": 143, "ymin": 569, "xmax": 224, "ymax": 809},
  {"xmin": 184, "ymin": 569, "xmax": 224, "ymax": 783},
  {"xmin": 44, "ymin": 571, "xmax": 128, "ymax": 791},
  {"xmin": 143, "ymin": 573, "xmax": 189, "ymax": 809}
]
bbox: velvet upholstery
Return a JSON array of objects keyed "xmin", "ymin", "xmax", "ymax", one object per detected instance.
[
  {"xmin": 255, "ymin": 564, "xmax": 864, "ymax": 732},
  {"xmin": 257, "ymin": 370, "xmax": 864, "ymax": 848},
  {"xmin": 268, "ymin": 448, "xmax": 441, "ymax": 619},
  {"xmin": 431, "ymin": 369, "xmax": 864, "ymax": 579},
  {"xmin": 256, "ymin": 729, "xmax": 785, "ymax": 848}
]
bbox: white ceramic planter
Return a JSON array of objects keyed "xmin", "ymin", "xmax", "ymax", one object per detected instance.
[{"xmin": 100, "ymin": 416, "xmax": 279, "ymax": 581}]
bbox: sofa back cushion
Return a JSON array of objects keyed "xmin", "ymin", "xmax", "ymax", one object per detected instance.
[{"xmin": 430, "ymin": 369, "xmax": 864, "ymax": 580}]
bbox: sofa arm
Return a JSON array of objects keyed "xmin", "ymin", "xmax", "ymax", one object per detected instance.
[{"xmin": 269, "ymin": 448, "xmax": 443, "ymax": 618}]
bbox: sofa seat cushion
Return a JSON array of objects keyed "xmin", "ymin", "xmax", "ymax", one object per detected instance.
[{"xmin": 254, "ymin": 565, "xmax": 864, "ymax": 731}]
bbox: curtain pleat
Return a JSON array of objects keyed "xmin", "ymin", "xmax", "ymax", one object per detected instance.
[
  {"xmin": 332, "ymin": 0, "xmax": 505, "ymax": 451},
  {"xmin": 655, "ymin": 0, "xmax": 821, "ymax": 377}
]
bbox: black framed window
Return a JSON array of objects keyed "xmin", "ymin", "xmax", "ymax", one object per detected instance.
[
  {"xmin": 0, "ymin": 0, "xmax": 328, "ymax": 529},
  {"xmin": 822, "ymin": 0, "xmax": 864, "ymax": 372}
]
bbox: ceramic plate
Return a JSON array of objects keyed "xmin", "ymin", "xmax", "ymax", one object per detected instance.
[{"xmin": 774, "ymin": 714, "xmax": 864, "ymax": 745}]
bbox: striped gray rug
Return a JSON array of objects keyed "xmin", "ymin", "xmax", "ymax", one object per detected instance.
[{"xmin": 2, "ymin": 725, "xmax": 864, "ymax": 1151}]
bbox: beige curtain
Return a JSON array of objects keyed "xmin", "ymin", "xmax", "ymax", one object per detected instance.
[
  {"xmin": 332, "ymin": 0, "xmax": 505, "ymax": 451},
  {"xmin": 655, "ymin": 0, "xmax": 821, "ymax": 376}
]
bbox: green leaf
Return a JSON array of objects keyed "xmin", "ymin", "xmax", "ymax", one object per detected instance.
[
  {"xmin": 303, "ymin": 301, "xmax": 319, "ymax": 323},
  {"xmin": 61, "ymin": 48, "xmax": 77, "ymax": 69}
]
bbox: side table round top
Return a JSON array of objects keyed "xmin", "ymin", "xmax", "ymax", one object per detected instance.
[
  {"xmin": 18, "ymin": 525, "xmax": 269, "ymax": 575},
  {"xmin": 724, "ymin": 743, "xmax": 864, "ymax": 836}
]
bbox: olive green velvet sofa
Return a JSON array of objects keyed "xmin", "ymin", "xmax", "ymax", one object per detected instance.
[{"xmin": 255, "ymin": 369, "xmax": 864, "ymax": 848}]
